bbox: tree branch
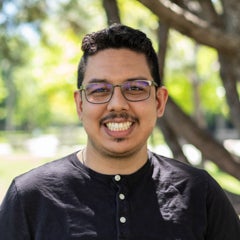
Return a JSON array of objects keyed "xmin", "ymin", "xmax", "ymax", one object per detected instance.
[
  {"xmin": 164, "ymin": 97, "xmax": 240, "ymax": 180},
  {"xmin": 156, "ymin": 21, "xmax": 189, "ymax": 163},
  {"xmin": 137, "ymin": 0, "xmax": 240, "ymax": 54},
  {"xmin": 157, "ymin": 21, "xmax": 169, "ymax": 80},
  {"xmin": 157, "ymin": 117, "xmax": 190, "ymax": 163},
  {"xmin": 102, "ymin": 0, "xmax": 121, "ymax": 25},
  {"xmin": 198, "ymin": 0, "xmax": 222, "ymax": 26}
]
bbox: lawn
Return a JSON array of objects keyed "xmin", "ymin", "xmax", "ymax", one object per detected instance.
[{"xmin": 0, "ymin": 154, "xmax": 53, "ymax": 202}]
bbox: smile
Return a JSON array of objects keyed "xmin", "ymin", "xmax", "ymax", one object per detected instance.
[{"xmin": 106, "ymin": 122, "xmax": 132, "ymax": 131}]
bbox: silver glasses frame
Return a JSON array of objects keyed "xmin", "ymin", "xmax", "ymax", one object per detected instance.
[{"xmin": 78, "ymin": 80, "xmax": 158, "ymax": 104}]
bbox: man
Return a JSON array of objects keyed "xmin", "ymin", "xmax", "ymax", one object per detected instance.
[{"xmin": 0, "ymin": 24, "xmax": 239, "ymax": 239}]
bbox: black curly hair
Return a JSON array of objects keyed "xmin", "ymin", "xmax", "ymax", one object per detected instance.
[{"xmin": 77, "ymin": 24, "xmax": 161, "ymax": 88}]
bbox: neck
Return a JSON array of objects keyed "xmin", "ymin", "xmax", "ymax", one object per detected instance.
[{"xmin": 77, "ymin": 145, "xmax": 148, "ymax": 175}]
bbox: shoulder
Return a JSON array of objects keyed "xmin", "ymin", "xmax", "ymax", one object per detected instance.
[
  {"xmin": 149, "ymin": 151, "xmax": 239, "ymax": 213},
  {"xmin": 148, "ymin": 151, "xmax": 229, "ymax": 201},
  {"xmin": 13, "ymin": 152, "xmax": 82, "ymax": 195},
  {"xmin": 149, "ymin": 151, "xmax": 209, "ymax": 182}
]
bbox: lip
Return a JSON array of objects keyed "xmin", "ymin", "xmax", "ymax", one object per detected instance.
[
  {"xmin": 100, "ymin": 113, "xmax": 138, "ymax": 138},
  {"xmin": 103, "ymin": 119, "xmax": 135, "ymax": 138},
  {"xmin": 106, "ymin": 121, "xmax": 133, "ymax": 132}
]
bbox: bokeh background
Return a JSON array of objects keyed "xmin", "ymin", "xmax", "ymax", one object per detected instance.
[{"xmin": 0, "ymin": 0, "xmax": 240, "ymax": 213}]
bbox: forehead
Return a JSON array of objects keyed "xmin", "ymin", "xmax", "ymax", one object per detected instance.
[{"xmin": 83, "ymin": 48, "xmax": 152, "ymax": 83}]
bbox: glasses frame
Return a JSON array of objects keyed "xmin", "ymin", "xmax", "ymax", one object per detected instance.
[{"xmin": 78, "ymin": 80, "xmax": 158, "ymax": 104}]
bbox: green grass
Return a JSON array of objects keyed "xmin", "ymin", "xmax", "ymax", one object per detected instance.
[
  {"xmin": 205, "ymin": 161, "xmax": 240, "ymax": 195},
  {"xmin": 0, "ymin": 158, "xmax": 48, "ymax": 183},
  {"xmin": 0, "ymin": 155, "xmax": 53, "ymax": 202}
]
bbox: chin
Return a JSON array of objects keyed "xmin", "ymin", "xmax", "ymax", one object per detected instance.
[
  {"xmin": 114, "ymin": 138, "xmax": 125, "ymax": 143},
  {"xmin": 105, "ymin": 145, "xmax": 140, "ymax": 158}
]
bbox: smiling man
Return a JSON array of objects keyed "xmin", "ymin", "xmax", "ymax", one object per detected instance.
[
  {"xmin": 0, "ymin": 24, "xmax": 239, "ymax": 240},
  {"xmin": 74, "ymin": 48, "xmax": 167, "ymax": 174}
]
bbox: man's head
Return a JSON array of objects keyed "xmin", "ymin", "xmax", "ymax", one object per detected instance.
[
  {"xmin": 74, "ymin": 24, "xmax": 168, "ymax": 170},
  {"xmin": 77, "ymin": 23, "xmax": 161, "ymax": 89}
]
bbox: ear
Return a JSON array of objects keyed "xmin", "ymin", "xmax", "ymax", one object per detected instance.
[
  {"xmin": 156, "ymin": 86, "xmax": 168, "ymax": 117},
  {"xmin": 74, "ymin": 90, "xmax": 83, "ymax": 120}
]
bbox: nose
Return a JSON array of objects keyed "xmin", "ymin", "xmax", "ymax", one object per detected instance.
[{"xmin": 107, "ymin": 86, "xmax": 129, "ymax": 112}]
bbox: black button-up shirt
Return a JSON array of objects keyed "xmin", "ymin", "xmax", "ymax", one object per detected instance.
[{"xmin": 0, "ymin": 151, "xmax": 239, "ymax": 239}]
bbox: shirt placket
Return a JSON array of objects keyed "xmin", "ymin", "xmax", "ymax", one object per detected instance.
[{"xmin": 113, "ymin": 174, "xmax": 130, "ymax": 240}]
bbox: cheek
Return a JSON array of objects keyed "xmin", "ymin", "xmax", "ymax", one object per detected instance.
[
  {"xmin": 81, "ymin": 104, "xmax": 103, "ymax": 127},
  {"xmin": 137, "ymin": 102, "xmax": 158, "ymax": 125}
]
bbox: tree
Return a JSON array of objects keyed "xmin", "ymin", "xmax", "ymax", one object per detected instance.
[
  {"xmin": 101, "ymin": 0, "xmax": 240, "ymax": 180},
  {"xmin": 0, "ymin": 0, "xmax": 105, "ymax": 130},
  {"xmin": 0, "ymin": 0, "xmax": 49, "ymax": 130},
  {"xmin": 138, "ymin": 0, "xmax": 240, "ymax": 180},
  {"xmin": 103, "ymin": 0, "xmax": 121, "ymax": 25},
  {"xmin": 137, "ymin": 0, "xmax": 240, "ymax": 132}
]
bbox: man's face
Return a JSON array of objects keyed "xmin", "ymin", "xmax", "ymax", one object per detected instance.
[{"xmin": 74, "ymin": 48, "xmax": 168, "ymax": 159}]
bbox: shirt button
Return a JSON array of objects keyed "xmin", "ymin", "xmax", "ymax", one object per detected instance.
[
  {"xmin": 119, "ymin": 193, "xmax": 125, "ymax": 200},
  {"xmin": 114, "ymin": 175, "xmax": 121, "ymax": 181},
  {"xmin": 120, "ymin": 217, "xmax": 126, "ymax": 223}
]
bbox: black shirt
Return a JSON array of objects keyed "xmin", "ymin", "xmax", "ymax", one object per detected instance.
[{"xmin": 0, "ymin": 151, "xmax": 239, "ymax": 239}]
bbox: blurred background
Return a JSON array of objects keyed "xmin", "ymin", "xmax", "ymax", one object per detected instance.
[{"xmin": 0, "ymin": 0, "xmax": 240, "ymax": 213}]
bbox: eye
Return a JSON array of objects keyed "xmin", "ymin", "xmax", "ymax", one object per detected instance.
[
  {"xmin": 86, "ymin": 83, "xmax": 111, "ymax": 95},
  {"xmin": 124, "ymin": 81, "xmax": 148, "ymax": 92},
  {"xmin": 128, "ymin": 85, "xmax": 142, "ymax": 91}
]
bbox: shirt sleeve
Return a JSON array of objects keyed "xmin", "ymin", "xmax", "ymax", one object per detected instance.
[
  {"xmin": 0, "ymin": 180, "xmax": 31, "ymax": 240},
  {"xmin": 204, "ymin": 172, "xmax": 240, "ymax": 240}
]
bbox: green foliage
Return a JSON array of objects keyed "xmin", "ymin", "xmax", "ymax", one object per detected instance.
[
  {"xmin": 197, "ymin": 46, "xmax": 228, "ymax": 114},
  {"xmin": 165, "ymin": 31, "xmax": 227, "ymax": 118},
  {"xmin": 0, "ymin": 77, "xmax": 7, "ymax": 124},
  {"xmin": 0, "ymin": 77, "xmax": 7, "ymax": 102},
  {"xmin": 32, "ymin": 26, "xmax": 82, "ymax": 126},
  {"xmin": 165, "ymin": 31, "xmax": 197, "ymax": 113},
  {"xmin": 205, "ymin": 161, "xmax": 240, "ymax": 195},
  {"xmin": 0, "ymin": 0, "xmax": 107, "ymax": 130},
  {"xmin": 148, "ymin": 127, "xmax": 165, "ymax": 146},
  {"xmin": 118, "ymin": 0, "xmax": 159, "ymax": 49},
  {"xmin": 166, "ymin": 72, "xmax": 194, "ymax": 113}
]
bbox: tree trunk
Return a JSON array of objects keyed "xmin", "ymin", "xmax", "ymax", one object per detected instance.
[
  {"xmin": 134, "ymin": 0, "xmax": 240, "ymax": 179},
  {"xmin": 156, "ymin": 22, "xmax": 189, "ymax": 163},
  {"xmin": 137, "ymin": 0, "xmax": 240, "ymax": 53},
  {"xmin": 218, "ymin": 0, "xmax": 240, "ymax": 135},
  {"xmin": 102, "ymin": 0, "xmax": 121, "ymax": 25},
  {"xmin": 2, "ymin": 61, "xmax": 15, "ymax": 131},
  {"xmin": 137, "ymin": 0, "xmax": 240, "ymax": 135},
  {"xmin": 165, "ymin": 97, "xmax": 240, "ymax": 180},
  {"xmin": 157, "ymin": 118, "xmax": 189, "ymax": 164},
  {"xmin": 218, "ymin": 53, "xmax": 240, "ymax": 136}
]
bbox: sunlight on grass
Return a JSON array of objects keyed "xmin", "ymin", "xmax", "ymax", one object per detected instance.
[
  {"xmin": 205, "ymin": 161, "xmax": 240, "ymax": 194},
  {"xmin": 0, "ymin": 158, "xmax": 48, "ymax": 183},
  {"xmin": 0, "ymin": 156, "xmax": 53, "ymax": 202}
]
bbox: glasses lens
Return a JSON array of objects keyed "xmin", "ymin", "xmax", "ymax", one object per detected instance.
[
  {"xmin": 122, "ymin": 80, "xmax": 151, "ymax": 101},
  {"xmin": 85, "ymin": 83, "xmax": 112, "ymax": 103},
  {"xmin": 81, "ymin": 80, "xmax": 153, "ymax": 103}
]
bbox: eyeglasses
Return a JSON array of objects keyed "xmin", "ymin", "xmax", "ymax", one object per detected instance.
[{"xmin": 79, "ymin": 80, "xmax": 158, "ymax": 104}]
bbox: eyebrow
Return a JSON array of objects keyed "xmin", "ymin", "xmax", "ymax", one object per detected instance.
[
  {"xmin": 87, "ymin": 77, "xmax": 150, "ymax": 84},
  {"xmin": 87, "ymin": 79, "xmax": 107, "ymax": 83}
]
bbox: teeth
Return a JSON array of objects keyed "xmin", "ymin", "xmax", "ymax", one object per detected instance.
[{"xmin": 106, "ymin": 122, "xmax": 132, "ymax": 131}]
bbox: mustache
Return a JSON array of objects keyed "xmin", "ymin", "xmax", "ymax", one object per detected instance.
[{"xmin": 100, "ymin": 112, "xmax": 139, "ymax": 124}]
